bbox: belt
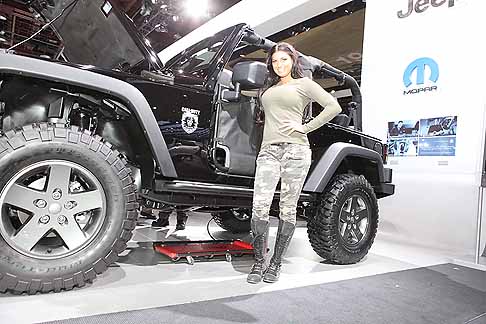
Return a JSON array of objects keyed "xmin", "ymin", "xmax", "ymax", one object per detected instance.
[{"xmin": 269, "ymin": 142, "xmax": 292, "ymax": 146}]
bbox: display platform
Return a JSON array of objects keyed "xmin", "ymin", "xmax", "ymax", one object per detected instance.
[
  {"xmin": 39, "ymin": 263, "xmax": 486, "ymax": 324},
  {"xmin": 0, "ymin": 212, "xmax": 483, "ymax": 324}
]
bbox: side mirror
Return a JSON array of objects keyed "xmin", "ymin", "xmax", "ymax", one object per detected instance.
[
  {"xmin": 232, "ymin": 61, "xmax": 267, "ymax": 89},
  {"xmin": 222, "ymin": 61, "xmax": 267, "ymax": 102}
]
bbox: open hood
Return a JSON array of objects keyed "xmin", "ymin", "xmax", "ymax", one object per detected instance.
[{"xmin": 32, "ymin": 0, "xmax": 163, "ymax": 70}]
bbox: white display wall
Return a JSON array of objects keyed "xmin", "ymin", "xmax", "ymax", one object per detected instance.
[{"xmin": 361, "ymin": 0, "xmax": 486, "ymax": 257}]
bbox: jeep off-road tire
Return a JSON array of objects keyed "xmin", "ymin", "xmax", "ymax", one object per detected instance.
[
  {"xmin": 0, "ymin": 123, "xmax": 137, "ymax": 294},
  {"xmin": 307, "ymin": 174, "xmax": 378, "ymax": 264},
  {"xmin": 212, "ymin": 209, "xmax": 251, "ymax": 233}
]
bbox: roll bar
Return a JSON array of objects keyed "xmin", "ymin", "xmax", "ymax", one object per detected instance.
[{"xmin": 242, "ymin": 29, "xmax": 363, "ymax": 131}]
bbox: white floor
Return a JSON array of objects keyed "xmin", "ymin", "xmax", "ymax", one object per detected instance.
[{"xmin": 0, "ymin": 212, "xmax": 484, "ymax": 324}]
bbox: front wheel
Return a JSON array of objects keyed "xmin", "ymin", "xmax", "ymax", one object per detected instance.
[
  {"xmin": 307, "ymin": 174, "xmax": 379, "ymax": 264},
  {"xmin": 0, "ymin": 124, "xmax": 137, "ymax": 294}
]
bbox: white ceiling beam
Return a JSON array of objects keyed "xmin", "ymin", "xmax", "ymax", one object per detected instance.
[{"xmin": 158, "ymin": 0, "xmax": 351, "ymax": 64}]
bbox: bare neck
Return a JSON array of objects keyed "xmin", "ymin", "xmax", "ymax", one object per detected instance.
[{"xmin": 278, "ymin": 74, "xmax": 294, "ymax": 85}]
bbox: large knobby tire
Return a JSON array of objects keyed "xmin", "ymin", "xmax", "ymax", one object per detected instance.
[
  {"xmin": 307, "ymin": 174, "xmax": 379, "ymax": 264},
  {"xmin": 0, "ymin": 124, "xmax": 137, "ymax": 294},
  {"xmin": 212, "ymin": 209, "xmax": 251, "ymax": 233}
]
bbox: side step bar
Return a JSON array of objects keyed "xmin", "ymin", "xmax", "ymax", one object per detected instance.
[
  {"xmin": 154, "ymin": 180, "xmax": 315, "ymax": 201},
  {"xmin": 155, "ymin": 180, "xmax": 254, "ymax": 197},
  {"xmin": 142, "ymin": 180, "xmax": 315, "ymax": 207}
]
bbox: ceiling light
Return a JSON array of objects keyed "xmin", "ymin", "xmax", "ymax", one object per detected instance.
[{"xmin": 183, "ymin": 0, "xmax": 208, "ymax": 18}]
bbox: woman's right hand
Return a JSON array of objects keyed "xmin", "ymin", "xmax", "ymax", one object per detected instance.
[{"xmin": 281, "ymin": 121, "xmax": 305, "ymax": 135}]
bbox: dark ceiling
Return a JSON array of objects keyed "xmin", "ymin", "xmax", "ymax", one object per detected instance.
[
  {"xmin": 0, "ymin": 0, "xmax": 366, "ymax": 88},
  {"xmin": 243, "ymin": 1, "xmax": 366, "ymax": 89},
  {"xmin": 100, "ymin": 0, "xmax": 242, "ymax": 52},
  {"xmin": 0, "ymin": 0, "xmax": 241, "ymax": 53}
]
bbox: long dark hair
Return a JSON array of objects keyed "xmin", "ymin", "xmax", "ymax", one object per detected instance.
[
  {"xmin": 255, "ymin": 42, "xmax": 304, "ymax": 125},
  {"xmin": 263, "ymin": 42, "xmax": 304, "ymax": 92}
]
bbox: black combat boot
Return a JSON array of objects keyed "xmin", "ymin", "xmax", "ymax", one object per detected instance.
[
  {"xmin": 247, "ymin": 218, "xmax": 269, "ymax": 284},
  {"xmin": 151, "ymin": 210, "xmax": 170, "ymax": 227},
  {"xmin": 263, "ymin": 219, "xmax": 295, "ymax": 283},
  {"xmin": 175, "ymin": 210, "xmax": 188, "ymax": 230}
]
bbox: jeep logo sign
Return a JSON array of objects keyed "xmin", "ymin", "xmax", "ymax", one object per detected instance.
[
  {"xmin": 397, "ymin": 0, "xmax": 457, "ymax": 19},
  {"xmin": 403, "ymin": 57, "xmax": 439, "ymax": 95}
]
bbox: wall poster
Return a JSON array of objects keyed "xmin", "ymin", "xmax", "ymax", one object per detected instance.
[{"xmin": 387, "ymin": 116, "xmax": 457, "ymax": 157}]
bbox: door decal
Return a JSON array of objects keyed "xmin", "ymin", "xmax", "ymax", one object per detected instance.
[{"xmin": 181, "ymin": 107, "xmax": 200, "ymax": 134}]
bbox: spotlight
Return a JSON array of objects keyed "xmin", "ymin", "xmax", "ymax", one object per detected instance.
[
  {"xmin": 183, "ymin": 0, "xmax": 208, "ymax": 18},
  {"xmin": 0, "ymin": 15, "xmax": 6, "ymax": 21}
]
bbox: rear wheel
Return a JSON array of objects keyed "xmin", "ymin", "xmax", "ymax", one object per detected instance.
[
  {"xmin": 307, "ymin": 174, "xmax": 378, "ymax": 264},
  {"xmin": 0, "ymin": 124, "xmax": 137, "ymax": 294},
  {"xmin": 212, "ymin": 209, "xmax": 251, "ymax": 233}
]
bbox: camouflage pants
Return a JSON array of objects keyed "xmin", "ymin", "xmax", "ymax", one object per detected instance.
[{"xmin": 252, "ymin": 143, "xmax": 312, "ymax": 224}]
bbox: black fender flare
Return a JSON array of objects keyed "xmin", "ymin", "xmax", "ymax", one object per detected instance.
[
  {"xmin": 303, "ymin": 142, "xmax": 385, "ymax": 193},
  {"xmin": 0, "ymin": 52, "xmax": 177, "ymax": 178}
]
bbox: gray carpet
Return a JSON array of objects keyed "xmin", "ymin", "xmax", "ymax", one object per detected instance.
[{"xmin": 41, "ymin": 263, "xmax": 486, "ymax": 324}]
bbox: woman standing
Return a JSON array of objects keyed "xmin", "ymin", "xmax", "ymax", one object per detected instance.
[{"xmin": 248, "ymin": 43, "xmax": 342, "ymax": 284}]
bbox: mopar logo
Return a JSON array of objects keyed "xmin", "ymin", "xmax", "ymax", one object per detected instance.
[
  {"xmin": 403, "ymin": 57, "xmax": 439, "ymax": 95},
  {"xmin": 397, "ymin": 0, "xmax": 457, "ymax": 19}
]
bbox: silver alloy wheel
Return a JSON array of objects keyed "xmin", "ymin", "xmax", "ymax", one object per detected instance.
[
  {"xmin": 338, "ymin": 195, "xmax": 370, "ymax": 246},
  {"xmin": 0, "ymin": 160, "xmax": 106, "ymax": 259}
]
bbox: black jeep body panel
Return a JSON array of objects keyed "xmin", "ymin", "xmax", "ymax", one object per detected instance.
[{"xmin": 0, "ymin": 52, "xmax": 176, "ymax": 178}]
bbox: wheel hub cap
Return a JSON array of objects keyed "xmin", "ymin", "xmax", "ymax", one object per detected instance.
[
  {"xmin": 0, "ymin": 160, "xmax": 107, "ymax": 259},
  {"xmin": 339, "ymin": 195, "xmax": 370, "ymax": 246},
  {"xmin": 48, "ymin": 203, "xmax": 62, "ymax": 215}
]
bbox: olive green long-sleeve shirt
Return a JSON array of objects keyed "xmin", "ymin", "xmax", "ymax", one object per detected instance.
[{"xmin": 260, "ymin": 77, "xmax": 342, "ymax": 147}]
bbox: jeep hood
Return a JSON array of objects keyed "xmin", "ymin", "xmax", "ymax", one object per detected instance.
[{"xmin": 34, "ymin": 0, "xmax": 162, "ymax": 70}]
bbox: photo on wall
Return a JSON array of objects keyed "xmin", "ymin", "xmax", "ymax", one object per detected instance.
[
  {"xmin": 387, "ymin": 116, "xmax": 457, "ymax": 157},
  {"xmin": 418, "ymin": 137, "xmax": 456, "ymax": 156},
  {"xmin": 387, "ymin": 119, "xmax": 419, "ymax": 156},
  {"xmin": 387, "ymin": 120, "xmax": 419, "ymax": 137},
  {"xmin": 419, "ymin": 116, "xmax": 457, "ymax": 137},
  {"xmin": 418, "ymin": 115, "xmax": 457, "ymax": 156},
  {"xmin": 388, "ymin": 137, "xmax": 419, "ymax": 156}
]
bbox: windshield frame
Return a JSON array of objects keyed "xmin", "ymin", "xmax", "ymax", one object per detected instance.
[{"xmin": 163, "ymin": 24, "xmax": 245, "ymax": 90}]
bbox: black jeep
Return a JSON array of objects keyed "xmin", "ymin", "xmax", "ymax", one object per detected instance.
[{"xmin": 0, "ymin": 0, "xmax": 394, "ymax": 294}]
